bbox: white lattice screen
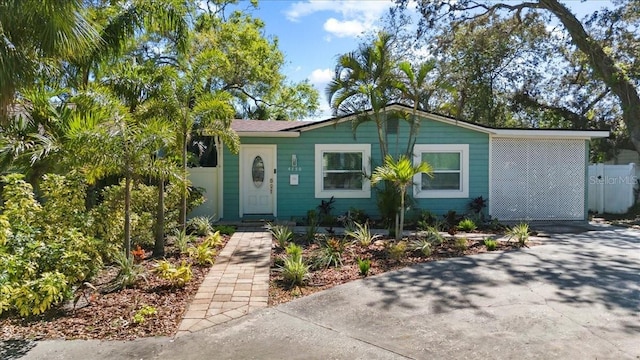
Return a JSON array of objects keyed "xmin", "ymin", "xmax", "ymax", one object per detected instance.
[{"xmin": 490, "ymin": 138, "xmax": 585, "ymax": 220}]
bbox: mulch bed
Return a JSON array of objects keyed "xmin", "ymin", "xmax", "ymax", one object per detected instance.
[
  {"xmin": 269, "ymin": 233, "xmax": 536, "ymax": 306},
  {"xmin": 0, "ymin": 235, "xmax": 229, "ymax": 341}
]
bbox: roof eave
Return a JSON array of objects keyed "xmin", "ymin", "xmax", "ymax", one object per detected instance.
[
  {"xmin": 490, "ymin": 129, "xmax": 610, "ymax": 139},
  {"xmin": 237, "ymin": 131, "xmax": 300, "ymax": 138}
]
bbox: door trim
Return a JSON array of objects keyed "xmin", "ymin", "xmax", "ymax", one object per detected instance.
[{"xmin": 239, "ymin": 144, "xmax": 277, "ymax": 218}]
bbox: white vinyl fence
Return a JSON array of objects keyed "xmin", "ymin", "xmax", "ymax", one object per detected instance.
[
  {"xmin": 588, "ymin": 163, "xmax": 639, "ymax": 214},
  {"xmin": 187, "ymin": 167, "xmax": 220, "ymax": 220}
]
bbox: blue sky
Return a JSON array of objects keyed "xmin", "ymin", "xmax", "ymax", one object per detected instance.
[{"xmin": 247, "ymin": 1, "xmax": 609, "ymax": 120}]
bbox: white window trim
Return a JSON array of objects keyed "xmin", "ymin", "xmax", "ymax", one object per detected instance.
[
  {"xmin": 315, "ymin": 144, "xmax": 371, "ymax": 199},
  {"xmin": 414, "ymin": 144, "xmax": 469, "ymax": 198}
]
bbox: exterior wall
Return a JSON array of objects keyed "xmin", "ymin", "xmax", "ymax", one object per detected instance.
[{"xmin": 222, "ymin": 115, "xmax": 490, "ymax": 221}]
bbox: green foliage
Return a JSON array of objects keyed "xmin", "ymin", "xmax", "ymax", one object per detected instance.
[
  {"xmin": 305, "ymin": 209, "xmax": 318, "ymax": 242},
  {"xmin": 454, "ymin": 237, "xmax": 469, "ymax": 251},
  {"xmin": 92, "ymin": 182, "xmax": 201, "ymax": 249},
  {"xmin": 112, "ymin": 251, "xmax": 147, "ymax": 290},
  {"xmin": 357, "ymin": 258, "xmax": 371, "ymax": 277},
  {"xmin": 202, "ymin": 231, "xmax": 223, "ymax": 248},
  {"xmin": 507, "ymin": 223, "xmax": 530, "ymax": 247},
  {"xmin": 153, "ymin": 260, "xmax": 192, "ymax": 287},
  {"xmin": 345, "ymin": 221, "xmax": 381, "ymax": 247},
  {"xmin": 279, "ymin": 256, "xmax": 309, "ymax": 287},
  {"xmin": 269, "ymin": 223, "xmax": 294, "ymax": 249},
  {"xmin": 132, "ymin": 305, "xmax": 157, "ymax": 325},
  {"xmin": 285, "ymin": 243, "xmax": 303, "ymax": 263},
  {"xmin": 212, "ymin": 225, "xmax": 236, "ymax": 236},
  {"xmin": 484, "ymin": 238, "xmax": 498, "ymax": 251},
  {"xmin": 174, "ymin": 230, "xmax": 195, "ymax": 255},
  {"xmin": 423, "ymin": 226, "xmax": 445, "ymax": 245},
  {"xmin": 387, "ymin": 241, "xmax": 407, "ymax": 262},
  {"xmin": 457, "ymin": 218, "xmax": 477, "ymax": 232},
  {"xmin": 186, "ymin": 216, "xmax": 213, "ymax": 236},
  {"xmin": 410, "ymin": 238, "xmax": 433, "ymax": 257},
  {"xmin": 316, "ymin": 237, "xmax": 346, "ymax": 268},
  {"xmin": 0, "ymin": 174, "xmax": 103, "ymax": 317},
  {"xmin": 187, "ymin": 242, "xmax": 217, "ymax": 266}
]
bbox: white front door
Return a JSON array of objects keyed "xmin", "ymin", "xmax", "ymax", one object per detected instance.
[{"xmin": 241, "ymin": 145, "xmax": 276, "ymax": 216}]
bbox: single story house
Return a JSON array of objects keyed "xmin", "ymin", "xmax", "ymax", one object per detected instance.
[{"xmin": 204, "ymin": 103, "xmax": 608, "ymax": 222}]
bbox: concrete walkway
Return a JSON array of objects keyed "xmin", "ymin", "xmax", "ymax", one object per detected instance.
[{"xmin": 176, "ymin": 229, "xmax": 271, "ymax": 335}]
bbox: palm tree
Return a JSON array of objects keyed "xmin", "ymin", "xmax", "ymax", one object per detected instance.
[
  {"xmin": 326, "ymin": 32, "xmax": 399, "ymax": 159},
  {"xmin": 0, "ymin": 0, "xmax": 98, "ymax": 118},
  {"xmin": 371, "ymin": 155, "xmax": 432, "ymax": 240},
  {"xmin": 396, "ymin": 60, "xmax": 441, "ymax": 157}
]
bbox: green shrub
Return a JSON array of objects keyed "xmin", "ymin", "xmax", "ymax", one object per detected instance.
[
  {"xmin": 279, "ymin": 256, "xmax": 309, "ymax": 287},
  {"xmin": 387, "ymin": 241, "xmax": 407, "ymax": 262},
  {"xmin": 316, "ymin": 237, "xmax": 346, "ymax": 268},
  {"xmin": 153, "ymin": 260, "xmax": 192, "ymax": 287},
  {"xmin": 269, "ymin": 223, "xmax": 294, "ymax": 249},
  {"xmin": 484, "ymin": 238, "xmax": 498, "ymax": 251},
  {"xmin": 212, "ymin": 225, "xmax": 236, "ymax": 236},
  {"xmin": 410, "ymin": 238, "xmax": 433, "ymax": 256},
  {"xmin": 112, "ymin": 251, "xmax": 147, "ymax": 289},
  {"xmin": 0, "ymin": 174, "xmax": 103, "ymax": 317},
  {"xmin": 423, "ymin": 226, "xmax": 445, "ymax": 245},
  {"xmin": 454, "ymin": 237, "xmax": 468, "ymax": 251},
  {"xmin": 188, "ymin": 242, "xmax": 217, "ymax": 266},
  {"xmin": 132, "ymin": 305, "xmax": 157, "ymax": 325},
  {"xmin": 186, "ymin": 216, "xmax": 213, "ymax": 236},
  {"xmin": 285, "ymin": 243, "xmax": 303, "ymax": 262},
  {"xmin": 91, "ymin": 182, "xmax": 203, "ymax": 249},
  {"xmin": 357, "ymin": 258, "xmax": 371, "ymax": 276},
  {"xmin": 174, "ymin": 229, "xmax": 195, "ymax": 254},
  {"xmin": 507, "ymin": 223, "xmax": 530, "ymax": 247},
  {"xmin": 202, "ymin": 231, "xmax": 223, "ymax": 248},
  {"xmin": 305, "ymin": 209, "xmax": 318, "ymax": 242},
  {"xmin": 345, "ymin": 221, "xmax": 381, "ymax": 247},
  {"xmin": 457, "ymin": 218, "xmax": 477, "ymax": 232}
]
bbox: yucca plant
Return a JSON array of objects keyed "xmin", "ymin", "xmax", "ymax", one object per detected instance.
[
  {"xmin": 279, "ymin": 256, "xmax": 309, "ymax": 287},
  {"xmin": 113, "ymin": 251, "xmax": 147, "ymax": 289},
  {"xmin": 316, "ymin": 237, "xmax": 346, "ymax": 268},
  {"xmin": 454, "ymin": 237, "xmax": 468, "ymax": 251},
  {"xmin": 173, "ymin": 229, "xmax": 195, "ymax": 254},
  {"xmin": 269, "ymin": 223, "xmax": 294, "ymax": 249},
  {"xmin": 410, "ymin": 238, "xmax": 433, "ymax": 256},
  {"xmin": 186, "ymin": 216, "xmax": 213, "ymax": 236},
  {"xmin": 507, "ymin": 223, "xmax": 530, "ymax": 247},
  {"xmin": 345, "ymin": 221, "xmax": 381, "ymax": 246}
]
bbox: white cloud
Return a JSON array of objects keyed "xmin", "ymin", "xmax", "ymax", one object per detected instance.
[
  {"xmin": 284, "ymin": 0, "xmax": 392, "ymax": 39},
  {"xmin": 323, "ymin": 18, "xmax": 369, "ymax": 38},
  {"xmin": 308, "ymin": 68, "xmax": 334, "ymax": 84}
]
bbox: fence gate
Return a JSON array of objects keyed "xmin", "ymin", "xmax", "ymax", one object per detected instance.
[{"xmin": 490, "ymin": 138, "xmax": 585, "ymax": 220}]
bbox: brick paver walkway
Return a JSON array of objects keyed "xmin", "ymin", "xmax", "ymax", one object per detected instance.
[{"xmin": 176, "ymin": 229, "xmax": 271, "ymax": 336}]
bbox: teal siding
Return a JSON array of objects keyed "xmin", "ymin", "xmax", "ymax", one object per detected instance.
[{"xmin": 222, "ymin": 115, "xmax": 489, "ymax": 221}]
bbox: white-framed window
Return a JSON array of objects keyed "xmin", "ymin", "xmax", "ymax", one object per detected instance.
[
  {"xmin": 315, "ymin": 144, "xmax": 371, "ymax": 198},
  {"xmin": 413, "ymin": 144, "xmax": 469, "ymax": 198}
]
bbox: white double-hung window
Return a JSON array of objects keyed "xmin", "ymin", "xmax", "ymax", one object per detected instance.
[
  {"xmin": 315, "ymin": 144, "xmax": 371, "ymax": 198},
  {"xmin": 414, "ymin": 144, "xmax": 469, "ymax": 198}
]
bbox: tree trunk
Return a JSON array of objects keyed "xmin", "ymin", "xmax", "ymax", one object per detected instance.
[
  {"xmin": 397, "ymin": 188, "xmax": 405, "ymax": 241},
  {"xmin": 153, "ymin": 175, "xmax": 165, "ymax": 258},
  {"xmin": 179, "ymin": 124, "xmax": 188, "ymax": 233},
  {"xmin": 124, "ymin": 172, "xmax": 132, "ymax": 259},
  {"xmin": 539, "ymin": 0, "xmax": 640, "ymax": 153}
]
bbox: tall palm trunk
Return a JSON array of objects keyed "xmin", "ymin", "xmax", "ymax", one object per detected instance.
[
  {"xmin": 124, "ymin": 171, "xmax": 132, "ymax": 258},
  {"xmin": 179, "ymin": 121, "xmax": 188, "ymax": 233},
  {"xmin": 153, "ymin": 175, "xmax": 165, "ymax": 257}
]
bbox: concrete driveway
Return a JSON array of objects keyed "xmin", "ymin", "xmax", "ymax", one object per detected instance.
[{"xmin": 5, "ymin": 223, "xmax": 640, "ymax": 359}]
